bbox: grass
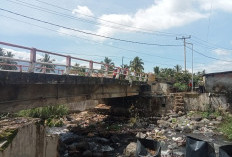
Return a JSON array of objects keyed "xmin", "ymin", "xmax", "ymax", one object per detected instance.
[
  {"xmin": 218, "ymin": 114, "xmax": 232, "ymax": 140},
  {"xmin": 187, "ymin": 110, "xmax": 222, "ymax": 119},
  {"xmin": 0, "ymin": 129, "xmax": 18, "ymax": 151},
  {"xmin": 16, "ymin": 105, "xmax": 68, "ymax": 127}
]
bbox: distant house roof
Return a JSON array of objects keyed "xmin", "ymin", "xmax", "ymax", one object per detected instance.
[{"xmin": 204, "ymin": 71, "xmax": 232, "ymax": 77}]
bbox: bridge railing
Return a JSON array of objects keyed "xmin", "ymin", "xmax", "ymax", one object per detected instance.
[{"xmin": 0, "ymin": 41, "xmax": 148, "ymax": 82}]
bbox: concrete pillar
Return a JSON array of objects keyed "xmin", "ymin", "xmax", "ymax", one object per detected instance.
[
  {"xmin": 88, "ymin": 61, "xmax": 93, "ymax": 76},
  {"xmin": 116, "ymin": 68, "xmax": 120, "ymax": 79},
  {"xmin": 104, "ymin": 65, "xmax": 109, "ymax": 77},
  {"xmin": 65, "ymin": 56, "xmax": 71, "ymax": 74},
  {"xmin": 28, "ymin": 48, "xmax": 36, "ymax": 73}
]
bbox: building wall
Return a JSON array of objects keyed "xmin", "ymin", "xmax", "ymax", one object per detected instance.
[{"xmin": 204, "ymin": 73, "xmax": 232, "ymax": 93}]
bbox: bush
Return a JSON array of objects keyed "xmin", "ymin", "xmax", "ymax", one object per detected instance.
[
  {"xmin": 173, "ymin": 82, "xmax": 188, "ymax": 92},
  {"xmin": 17, "ymin": 105, "xmax": 68, "ymax": 120},
  {"xmin": 218, "ymin": 115, "xmax": 232, "ymax": 140}
]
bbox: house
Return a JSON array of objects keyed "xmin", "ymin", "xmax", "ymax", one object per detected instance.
[{"xmin": 203, "ymin": 71, "xmax": 232, "ymax": 92}]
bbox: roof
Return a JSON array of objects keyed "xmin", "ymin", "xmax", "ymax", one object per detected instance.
[{"xmin": 203, "ymin": 71, "xmax": 232, "ymax": 77}]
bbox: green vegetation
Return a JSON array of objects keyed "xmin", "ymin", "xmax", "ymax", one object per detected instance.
[
  {"xmin": 218, "ymin": 114, "xmax": 232, "ymax": 140},
  {"xmin": 106, "ymin": 124, "xmax": 122, "ymax": 131},
  {"xmin": 153, "ymin": 64, "xmax": 205, "ymax": 92},
  {"xmin": 71, "ymin": 63, "xmax": 87, "ymax": 76},
  {"xmin": 130, "ymin": 56, "xmax": 144, "ymax": 74},
  {"xmin": 0, "ymin": 129, "xmax": 18, "ymax": 151},
  {"xmin": 17, "ymin": 105, "xmax": 68, "ymax": 127}
]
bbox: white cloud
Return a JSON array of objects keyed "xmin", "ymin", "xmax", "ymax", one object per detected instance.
[
  {"xmin": 199, "ymin": 0, "xmax": 232, "ymax": 13},
  {"xmin": 195, "ymin": 59, "xmax": 232, "ymax": 73},
  {"xmin": 72, "ymin": 6, "xmax": 94, "ymax": 18},
  {"xmin": 66, "ymin": 0, "xmax": 208, "ymax": 41},
  {"xmin": 59, "ymin": 0, "xmax": 232, "ymax": 42},
  {"xmin": 213, "ymin": 49, "xmax": 231, "ymax": 56}
]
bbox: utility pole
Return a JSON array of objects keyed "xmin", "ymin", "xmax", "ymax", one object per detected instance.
[
  {"xmin": 176, "ymin": 35, "xmax": 191, "ymax": 72},
  {"xmin": 186, "ymin": 42, "xmax": 194, "ymax": 92},
  {"xmin": 122, "ymin": 56, "xmax": 124, "ymax": 68}
]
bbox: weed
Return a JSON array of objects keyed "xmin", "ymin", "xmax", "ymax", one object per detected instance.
[
  {"xmin": 16, "ymin": 105, "xmax": 68, "ymax": 127},
  {"xmin": 16, "ymin": 105, "xmax": 68, "ymax": 120},
  {"xmin": 218, "ymin": 115, "xmax": 232, "ymax": 140},
  {"xmin": 0, "ymin": 129, "xmax": 18, "ymax": 151}
]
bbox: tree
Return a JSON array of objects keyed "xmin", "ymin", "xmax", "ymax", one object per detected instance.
[
  {"xmin": 174, "ymin": 64, "xmax": 182, "ymax": 73},
  {"xmin": 71, "ymin": 63, "xmax": 86, "ymax": 76},
  {"xmin": 101, "ymin": 57, "xmax": 115, "ymax": 71},
  {"xmin": 0, "ymin": 48, "xmax": 17, "ymax": 70},
  {"xmin": 122, "ymin": 64, "xmax": 130, "ymax": 69},
  {"xmin": 130, "ymin": 56, "xmax": 144, "ymax": 74},
  {"xmin": 154, "ymin": 66, "xmax": 160, "ymax": 75},
  {"xmin": 37, "ymin": 54, "xmax": 55, "ymax": 73}
]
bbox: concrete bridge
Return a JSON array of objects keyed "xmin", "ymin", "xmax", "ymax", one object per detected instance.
[
  {"xmin": 0, "ymin": 41, "xmax": 148, "ymax": 113},
  {"xmin": 0, "ymin": 71, "xmax": 146, "ymax": 113}
]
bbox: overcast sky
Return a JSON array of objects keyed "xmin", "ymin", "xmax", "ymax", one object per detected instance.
[{"xmin": 1, "ymin": 0, "xmax": 232, "ymax": 73}]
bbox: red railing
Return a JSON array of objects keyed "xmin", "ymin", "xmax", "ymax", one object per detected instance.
[{"xmin": 0, "ymin": 41, "xmax": 148, "ymax": 82}]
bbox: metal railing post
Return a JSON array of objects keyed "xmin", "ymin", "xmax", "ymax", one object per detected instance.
[
  {"xmin": 88, "ymin": 61, "xmax": 93, "ymax": 76},
  {"xmin": 28, "ymin": 48, "xmax": 36, "ymax": 73},
  {"xmin": 65, "ymin": 56, "xmax": 71, "ymax": 75}
]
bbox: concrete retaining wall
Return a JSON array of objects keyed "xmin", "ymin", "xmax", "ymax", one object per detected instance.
[
  {"xmin": 0, "ymin": 123, "xmax": 59, "ymax": 157},
  {"xmin": 166, "ymin": 93, "xmax": 229, "ymax": 112}
]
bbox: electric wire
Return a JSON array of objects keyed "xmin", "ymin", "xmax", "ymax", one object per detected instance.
[
  {"xmin": 6, "ymin": 0, "xmax": 165, "ymax": 36},
  {"xmin": 33, "ymin": 0, "xmax": 187, "ymax": 37},
  {"xmin": 0, "ymin": 8, "xmax": 182, "ymax": 47},
  {"xmin": 0, "ymin": 14, "xmax": 185, "ymax": 63},
  {"xmin": 0, "ymin": 14, "xmax": 180, "ymax": 67}
]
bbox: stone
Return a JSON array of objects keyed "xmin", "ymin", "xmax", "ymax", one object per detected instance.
[
  {"xmin": 82, "ymin": 150, "xmax": 92, "ymax": 157},
  {"xmin": 168, "ymin": 143, "xmax": 178, "ymax": 150},
  {"xmin": 209, "ymin": 115, "xmax": 216, "ymax": 120},
  {"xmin": 68, "ymin": 143, "xmax": 77, "ymax": 152},
  {"xmin": 92, "ymin": 151, "xmax": 103, "ymax": 157},
  {"xmin": 201, "ymin": 118, "xmax": 210, "ymax": 123},
  {"xmin": 182, "ymin": 126, "xmax": 192, "ymax": 133},
  {"xmin": 110, "ymin": 135, "xmax": 120, "ymax": 143},
  {"xmin": 148, "ymin": 124, "xmax": 155, "ymax": 129},
  {"xmin": 191, "ymin": 115, "xmax": 202, "ymax": 121},
  {"xmin": 76, "ymin": 141, "xmax": 89, "ymax": 151},
  {"xmin": 175, "ymin": 126, "xmax": 182, "ymax": 132},
  {"xmin": 136, "ymin": 132, "xmax": 146, "ymax": 138},
  {"xmin": 124, "ymin": 142, "xmax": 137, "ymax": 157},
  {"xmin": 178, "ymin": 111, "xmax": 183, "ymax": 116},
  {"xmin": 216, "ymin": 116, "xmax": 223, "ymax": 121}
]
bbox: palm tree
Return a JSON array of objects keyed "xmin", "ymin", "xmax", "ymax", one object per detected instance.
[
  {"xmin": 130, "ymin": 56, "xmax": 144, "ymax": 74},
  {"xmin": 71, "ymin": 63, "xmax": 86, "ymax": 75},
  {"xmin": 37, "ymin": 54, "xmax": 56, "ymax": 73},
  {"xmin": 174, "ymin": 64, "xmax": 182, "ymax": 73},
  {"xmin": 0, "ymin": 49, "xmax": 17, "ymax": 70},
  {"xmin": 154, "ymin": 66, "xmax": 160, "ymax": 75},
  {"xmin": 101, "ymin": 57, "xmax": 115, "ymax": 71}
]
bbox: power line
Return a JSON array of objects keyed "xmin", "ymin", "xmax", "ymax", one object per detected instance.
[
  {"xmin": 186, "ymin": 46, "xmax": 232, "ymax": 62},
  {"xmin": 0, "ymin": 14, "xmax": 182, "ymax": 68},
  {"xmin": 33, "ymin": 0, "xmax": 187, "ymax": 37},
  {"xmin": 191, "ymin": 35, "xmax": 232, "ymax": 51},
  {"xmin": 6, "ymin": 0, "xmax": 166, "ymax": 36},
  {"xmin": 0, "ymin": 14, "xmax": 184, "ymax": 63},
  {"xmin": 0, "ymin": 8, "xmax": 182, "ymax": 47}
]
